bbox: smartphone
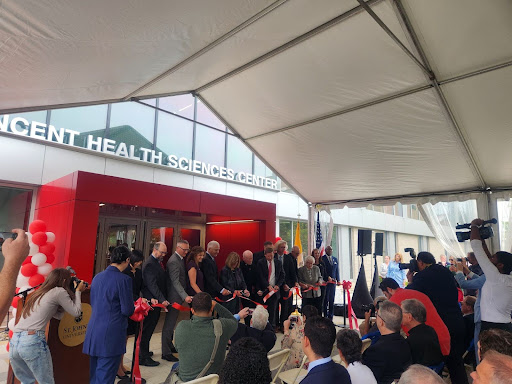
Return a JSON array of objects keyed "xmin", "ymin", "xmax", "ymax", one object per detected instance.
[{"xmin": 0, "ymin": 232, "xmax": 18, "ymax": 241}]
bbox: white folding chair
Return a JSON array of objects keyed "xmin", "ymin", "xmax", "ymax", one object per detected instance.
[
  {"xmin": 268, "ymin": 348, "xmax": 291, "ymax": 384},
  {"xmin": 185, "ymin": 374, "xmax": 219, "ymax": 384},
  {"xmin": 278, "ymin": 354, "xmax": 308, "ymax": 384}
]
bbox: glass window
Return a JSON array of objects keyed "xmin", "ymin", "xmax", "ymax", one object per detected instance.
[
  {"xmin": 254, "ymin": 156, "xmax": 280, "ymax": 187},
  {"xmin": 227, "ymin": 136, "xmax": 253, "ymax": 174},
  {"xmin": 279, "ymin": 219, "xmax": 293, "ymax": 246},
  {"xmin": 194, "ymin": 124, "xmax": 225, "ymax": 166},
  {"xmin": 50, "ymin": 105, "xmax": 107, "ymax": 147},
  {"xmin": 159, "ymin": 94, "xmax": 195, "ymax": 120},
  {"xmin": 1, "ymin": 111, "xmax": 47, "ymax": 135},
  {"xmin": 109, "ymin": 102, "xmax": 156, "ymax": 157},
  {"xmin": 196, "ymin": 99, "xmax": 225, "ymax": 130},
  {"xmin": 156, "ymin": 112, "xmax": 193, "ymax": 160}
]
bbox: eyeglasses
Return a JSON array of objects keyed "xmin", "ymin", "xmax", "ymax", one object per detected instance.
[
  {"xmin": 178, "ymin": 246, "xmax": 190, "ymax": 252},
  {"xmin": 377, "ymin": 313, "xmax": 386, "ymax": 324}
]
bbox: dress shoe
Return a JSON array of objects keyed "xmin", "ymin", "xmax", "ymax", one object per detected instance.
[
  {"xmin": 140, "ymin": 357, "xmax": 160, "ymax": 367},
  {"xmin": 162, "ymin": 354, "xmax": 179, "ymax": 362}
]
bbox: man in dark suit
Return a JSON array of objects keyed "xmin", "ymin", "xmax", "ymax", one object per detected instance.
[
  {"xmin": 241, "ymin": 250, "xmax": 257, "ymax": 325},
  {"xmin": 300, "ymin": 316, "xmax": 351, "ymax": 384},
  {"xmin": 407, "ymin": 251, "xmax": 468, "ymax": 384},
  {"xmin": 363, "ymin": 301, "xmax": 412, "ymax": 384},
  {"xmin": 83, "ymin": 246, "xmax": 135, "ymax": 384},
  {"xmin": 276, "ymin": 243, "xmax": 299, "ymax": 330},
  {"xmin": 322, "ymin": 245, "xmax": 340, "ymax": 319},
  {"xmin": 140, "ymin": 242, "xmax": 169, "ymax": 366},
  {"xmin": 256, "ymin": 246, "xmax": 284, "ymax": 328},
  {"xmin": 202, "ymin": 240, "xmax": 231, "ymax": 299},
  {"xmin": 253, "ymin": 241, "xmax": 273, "ymax": 267},
  {"xmin": 162, "ymin": 240, "xmax": 193, "ymax": 362}
]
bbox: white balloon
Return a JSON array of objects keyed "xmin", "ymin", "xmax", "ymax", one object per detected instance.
[
  {"xmin": 31, "ymin": 253, "xmax": 47, "ymax": 266},
  {"xmin": 38, "ymin": 263, "xmax": 53, "ymax": 276},
  {"xmin": 16, "ymin": 274, "xmax": 30, "ymax": 288},
  {"xmin": 46, "ymin": 232, "xmax": 56, "ymax": 243},
  {"xmin": 8, "ymin": 318, "xmax": 15, "ymax": 330},
  {"xmin": 28, "ymin": 243, "xmax": 39, "ymax": 256},
  {"xmin": 11, "ymin": 308, "xmax": 17, "ymax": 317},
  {"xmin": 27, "ymin": 232, "xmax": 32, "ymax": 241},
  {"xmin": 19, "ymin": 285, "xmax": 32, "ymax": 292}
]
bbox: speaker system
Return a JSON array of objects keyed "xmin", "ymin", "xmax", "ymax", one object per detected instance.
[
  {"xmin": 374, "ymin": 233, "xmax": 384, "ymax": 256},
  {"xmin": 357, "ymin": 229, "xmax": 372, "ymax": 255}
]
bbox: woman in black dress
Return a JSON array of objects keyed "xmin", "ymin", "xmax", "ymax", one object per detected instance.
[
  {"xmin": 312, "ymin": 248, "xmax": 327, "ymax": 316},
  {"xmin": 219, "ymin": 252, "xmax": 249, "ymax": 314}
]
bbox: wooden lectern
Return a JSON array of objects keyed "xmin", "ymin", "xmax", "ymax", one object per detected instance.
[{"xmin": 7, "ymin": 290, "xmax": 91, "ymax": 384}]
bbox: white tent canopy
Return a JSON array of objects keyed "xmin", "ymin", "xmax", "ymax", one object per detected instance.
[{"xmin": 1, "ymin": 0, "xmax": 511, "ymax": 205}]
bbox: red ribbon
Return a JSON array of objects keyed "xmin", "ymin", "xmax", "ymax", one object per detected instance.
[
  {"xmin": 342, "ymin": 281, "xmax": 358, "ymax": 330},
  {"xmin": 240, "ymin": 295, "xmax": 268, "ymax": 308},
  {"xmin": 215, "ymin": 292, "xmax": 237, "ymax": 303},
  {"xmin": 129, "ymin": 298, "xmax": 153, "ymax": 384},
  {"xmin": 171, "ymin": 302, "xmax": 191, "ymax": 312},
  {"xmin": 263, "ymin": 289, "xmax": 278, "ymax": 303}
]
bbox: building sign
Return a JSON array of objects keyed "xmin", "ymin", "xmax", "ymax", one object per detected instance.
[
  {"xmin": 58, "ymin": 303, "xmax": 92, "ymax": 347},
  {"xmin": 0, "ymin": 115, "xmax": 278, "ymax": 190}
]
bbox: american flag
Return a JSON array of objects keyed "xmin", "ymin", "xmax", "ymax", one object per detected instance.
[{"xmin": 315, "ymin": 211, "xmax": 325, "ymax": 256}]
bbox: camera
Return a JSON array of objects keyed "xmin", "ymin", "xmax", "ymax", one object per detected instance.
[
  {"xmin": 399, "ymin": 247, "xmax": 419, "ymax": 273},
  {"xmin": 456, "ymin": 218, "xmax": 497, "ymax": 242},
  {"xmin": 361, "ymin": 303, "xmax": 375, "ymax": 315},
  {"xmin": 66, "ymin": 266, "xmax": 89, "ymax": 291}
]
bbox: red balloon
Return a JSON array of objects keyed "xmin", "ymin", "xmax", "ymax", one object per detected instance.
[
  {"xmin": 22, "ymin": 256, "xmax": 32, "ymax": 265},
  {"xmin": 6, "ymin": 343, "xmax": 9, "ymax": 352},
  {"xmin": 32, "ymin": 232, "xmax": 48, "ymax": 246},
  {"xmin": 29, "ymin": 220, "xmax": 47, "ymax": 235},
  {"xmin": 21, "ymin": 263, "xmax": 38, "ymax": 277},
  {"xmin": 46, "ymin": 254, "xmax": 55, "ymax": 264},
  {"xmin": 29, "ymin": 274, "xmax": 45, "ymax": 287},
  {"xmin": 11, "ymin": 297, "xmax": 19, "ymax": 309},
  {"xmin": 39, "ymin": 243, "xmax": 55, "ymax": 255},
  {"xmin": 275, "ymin": 237, "xmax": 282, "ymax": 243},
  {"xmin": 15, "ymin": 287, "xmax": 20, "ymax": 294},
  {"xmin": 8, "ymin": 330, "xmax": 13, "ymax": 339}
]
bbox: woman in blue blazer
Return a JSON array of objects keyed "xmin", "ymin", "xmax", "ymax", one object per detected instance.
[{"xmin": 83, "ymin": 246, "xmax": 135, "ymax": 384}]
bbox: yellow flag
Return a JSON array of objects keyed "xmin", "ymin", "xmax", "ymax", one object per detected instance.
[{"xmin": 294, "ymin": 222, "xmax": 303, "ymax": 265}]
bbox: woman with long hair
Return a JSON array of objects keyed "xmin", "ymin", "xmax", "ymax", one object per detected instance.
[
  {"xmin": 312, "ymin": 248, "xmax": 327, "ymax": 315},
  {"xmin": 186, "ymin": 246, "xmax": 205, "ymax": 296},
  {"xmin": 9, "ymin": 268, "xmax": 85, "ymax": 384},
  {"xmin": 387, "ymin": 253, "xmax": 407, "ymax": 288},
  {"xmin": 219, "ymin": 252, "xmax": 249, "ymax": 314}
]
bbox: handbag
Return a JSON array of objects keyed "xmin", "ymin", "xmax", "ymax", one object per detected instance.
[{"xmin": 164, "ymin": 319, "xmax": 223, "ymax": 384}]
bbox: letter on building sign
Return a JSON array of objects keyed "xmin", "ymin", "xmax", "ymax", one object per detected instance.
[
  {"xmin": 0, "ymin": 115, "xmax": 9, "ymax": 132},
  {"xmin": 150, "ymin": 150, "xmax": 162, "ymax": 165},
  {"xmin": 115, "ymin": 142, "xmax": 129, "ymax": 157},
  {"xmin": 178, "ymin": 157, "xmax": 189, "ymax": 170},
  {"xmin": 139, "ymin": 147, "xmax": 151, "ymax": 162},
  {"xmin": 10, "ymin": 117, "xmax": 29, "ymax": 135},
  {"xmin": 29, "ymin": 121, "xmax": 47, "ymax": 139},
  {"xmin": 227, "ymin": 169, "xmax": 235, "ymax": 180},
  {"xmin": 87, "ymin": 135, "xmax": 102, "ymax": 151},
  {"xmin": 103, "ymin": 139, "xmax": 116, "ymax": 154},
  {"xmin": 48, "ymin": 125, "xmax": 65, "ymax": 144},
  {"xmin": 167, "ymin": 155, "xmax": 178, "ymax": 168},
  {"xmin": 65, "ymin": 129, "xmax": 80, "ymax": 146}
]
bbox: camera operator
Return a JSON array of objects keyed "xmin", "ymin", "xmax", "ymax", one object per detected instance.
[
  {"xmin": 406, "ymin": 252, "xmax": 468, "ymax": 384},
  {"xmin": 10, "ymin": 268, "xmax": 86, "ymax": 383},
  {"xmin": 470, "ymin": 218, "xmax": 512, "ymax": 333}
]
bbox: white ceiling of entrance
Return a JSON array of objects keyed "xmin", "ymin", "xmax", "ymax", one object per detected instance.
[{"xmin": 1, "ymin": 0, "xmax": 511, "ymax": 204}]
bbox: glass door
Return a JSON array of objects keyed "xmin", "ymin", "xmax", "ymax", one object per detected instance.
[
  {"xmin": 177, "ymin": 224, "xmax": 205, "ymax": 248},
  {"xmin": 145, "ymin": 222, "xmax": 176, "ymax": 267},
  {"xmin": 94, "ymin": 217, "xmax": 142, "ymax": 275}
]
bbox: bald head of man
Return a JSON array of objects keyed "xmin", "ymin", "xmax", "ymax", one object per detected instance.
[
  {"xmin": 242, "ymin": 250, "xmax": 253, "ymax": 265},
  {"xmin": 153, "ymin": 241, "xmax": 168, "ymax": 261}
]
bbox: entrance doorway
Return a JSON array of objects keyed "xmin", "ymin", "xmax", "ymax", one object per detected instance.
[{"xmin": 94, "ymin": 204, "xmax": 205, "ymax": 275}]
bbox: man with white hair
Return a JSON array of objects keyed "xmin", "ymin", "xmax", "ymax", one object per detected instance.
[
  {"xmin": 202, "ymin": 240, "xmax": 231, "ymax": 299},
  {"xmin": 230, "ymin": 305, "xmax": 277, "ymax": 352},
  {"xmin": 399, "ymin": 364, "xmax": 444, "ymax": 384},
  {"xmin": 471, "ymin": 350, "xmax": 512, "ymax": 384}
]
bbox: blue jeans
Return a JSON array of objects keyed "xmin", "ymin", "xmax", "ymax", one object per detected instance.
[{"xmin": 9, "ymin": 331, "xmax": 55, "ymax": 384}]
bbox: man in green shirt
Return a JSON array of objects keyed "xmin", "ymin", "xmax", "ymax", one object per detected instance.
[{"xmin": 174, "ymin": 292, "xmax": 238, "ymax": 382}]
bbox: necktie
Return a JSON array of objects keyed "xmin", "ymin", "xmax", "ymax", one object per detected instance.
[{"xmin": 268, "ymin": 260, "xmax": 272, "ymax": 282}]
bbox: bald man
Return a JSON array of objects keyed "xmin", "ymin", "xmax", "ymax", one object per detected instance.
[
  {"xmin": 140, "ymin": 242, "xmax": 170, "ymax": 366},
  {"xmin": 241, "ymin": 250, "xmax": 257, "ymax": 325}
]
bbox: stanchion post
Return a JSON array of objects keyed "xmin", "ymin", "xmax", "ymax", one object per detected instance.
[{"xmin": 343, "ymin": 285, "xmax": 347, "ymax": 327}]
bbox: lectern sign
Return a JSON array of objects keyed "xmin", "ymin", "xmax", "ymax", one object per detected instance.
[{"xmin": 58, "ymin": 303, "xmax": 92, "ymax": 347}]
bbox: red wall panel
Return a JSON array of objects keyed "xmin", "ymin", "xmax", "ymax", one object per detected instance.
[{"xmin": 36, "ymin": 173, "xmax": 77, "ymax": 210}]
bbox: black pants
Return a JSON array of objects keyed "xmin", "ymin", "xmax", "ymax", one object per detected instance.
[
  {"xmin": 266, "ymin": 295, "xmax": 279, "ymax": 327},
  {"xmin": 140, "ymin": 306, "xmax": 161, "ymax": 360},
  {"xmin": 481, "ymin": 321, "xmax": 512, "ymax": 333},
  {"xmin": 279, "ymin": 294, "xmax": 292, "ymax": 327},
  {"xmin": 445, "ymin": 318, "xmax": 469, "ymax": 384}
]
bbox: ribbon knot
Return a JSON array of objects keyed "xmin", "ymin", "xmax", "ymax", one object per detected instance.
[
  {"xmin": 342, "ymin": 280, "xmax": 352, "ymax": 290},
  {"xmin": 130, "ymin": 298, "xmax": 152, "ymax": 322}
]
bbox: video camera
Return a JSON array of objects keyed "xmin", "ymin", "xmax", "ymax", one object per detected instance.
[
  {"xmin": 456, "ymin": 218, "xmax": 497, "ymax": 242},
  {"xmin": 399, "ymin": 247, "xmax": 419, "ymax": 273},
  {"xmin": 66, "ymin": 266, "xmax": 89, "ymax": 291}
]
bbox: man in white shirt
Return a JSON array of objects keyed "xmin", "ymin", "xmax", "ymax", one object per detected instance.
[
  {"xmin": 470, "ymin": 218, "xmax": 512, "ymax": 333},
  {"xmin": 256, "ymin": 247, "xmax": 284, "ymax": 328},
  {"xmin": 380, "ymin": 255, "xmax": 390, "ymax": 279}
]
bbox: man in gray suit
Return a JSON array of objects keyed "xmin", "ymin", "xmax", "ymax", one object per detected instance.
[{"xmin": 162, "ymin": 239, "xmax": 193, "ymax": 362}]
